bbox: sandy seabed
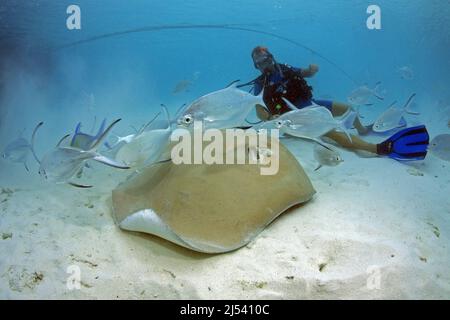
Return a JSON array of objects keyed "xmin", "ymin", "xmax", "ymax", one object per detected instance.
[{"xmin": 0, "ymin": 136, "xmax": 449, "ymax": 300}]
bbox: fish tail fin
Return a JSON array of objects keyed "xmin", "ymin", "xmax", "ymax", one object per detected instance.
[
  {"xmin": 161, "ymin": 104, "xmax": 171, "ymax": 129},
  {"xmin": 30, "ymin": 121, "xmax": 44, "ymax": 165},
  {"xmin": 225, "ymin": 79, "xmax": 240, "ymax": 88},
  {"xmin": 56, "ymin": 134, "xmax": 71, "ymax": 147},
  {"xmin": 95, "ymin": 118, "xmax": 107, "ymax": 139},
  {"xmin": 340, "ymin": 108, "xmax": 358, "ymax": 130},
  {"xmin": 74, "ymin": 122, "xmax": 81, "ymax": 135},
  {"xmin": 404, "ymin": 93, "xmax": 420, "ymax": 115},
  {"xmin": 68, "ymin": 182, "xmax": 92, "ymax": 188},
  {"xmin": 174, "ymin": 103, "xmax": 188, "ymax": 120},
  {"xmin": 373, "ymin": 82, "xmax": 385, "ymax": 100},
  {"xmin": 104, "ymin": 142, "xmax": 113, "ymax": 150},
  {"xmin": 138, "ymin": 108, "xmax": 163, "ymax": 135},
  {"xmin": 89, "ymin": 119, "xmax": 121, "ymax": 152},
  {"xmin": 93, "ymin": 154, "xmax": 130, "ymax": 169},
  {"xmin": 108, "ymin": 134, "xmax": 122, "ymax": 149},
  {"xmin": 71, "ymin": 122, "xmax": 82, "ymax": 146},
  {"xmin": 130, "ymin": 125, "xmax": 139, "ymax": 134},
  {"xmin": 337, "ymin": 120, "xmax": 353, "ymax": 142},
  {"xmin": 256, "ymin": 88, "xmax": 266, "ymax": 107}
]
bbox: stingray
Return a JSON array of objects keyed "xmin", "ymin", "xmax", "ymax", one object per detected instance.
[
  {"xmin": 55, "ymin": 24, "xmax": 358, "ymax": 86},
  {"xmin": 112, "ymin": 131, "xmax": 316, "ymax": 253},
  {"xmin": 38, "ymin": 119, "xmax": 130, "ymax": 188},
  {"xmin": 2, "ymin": 122, "xmax": 43, "ymax": 172},
  {"xmin": 115, "ymin": 105, "xmax": 172, "ymax": 169}
]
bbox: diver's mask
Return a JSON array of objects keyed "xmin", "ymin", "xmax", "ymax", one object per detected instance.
[{"xmin": 253, "ymin": 53, "xmax": 276, "ymax": 73}]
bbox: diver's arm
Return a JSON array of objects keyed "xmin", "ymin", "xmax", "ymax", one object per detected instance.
[
  {"xmin": 299, "ymin": 64, "xmax": 319, "ymax": 78},
  {"xmin": 253, "ymin": 80, "xmax": 263, "ymax": 95}
]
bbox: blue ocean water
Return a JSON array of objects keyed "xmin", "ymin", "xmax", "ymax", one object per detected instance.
[
  {"xmin": 0, "ymin": 0, "xmax": 450, "ymax": 133},
  {"xmin": 0, "ymin": 0, "xmax": 449, "ymax": 179}
]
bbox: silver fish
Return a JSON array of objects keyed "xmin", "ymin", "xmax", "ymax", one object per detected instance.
[
  {"xmin": 70, "ymin": 118, "xmax": 112, "ymax": 151},
  {"xmin": 429, "ymin": 134, "xmax": 450, "ymax": 162},
  {"xmin": 116, "ymin": 105, "xmax": 172, "ymax": 168},
  {"xmin": 256, "ymin": 98, "xmax": 357, "ymax": 142},
  {"xmin": 177, "ymin": 80, "xmax": 265, "ymax": 129},
  {"xmin": 347, "ymin": 82, "xmax": 384, "ymax": 106},
  {"xmin": 68, "ymin": 118, "xmax": 113, "ymax": 179},
  {"xmin": 373, "ymin": 93, "xmax": 419, "ymax": 132},
  {"xmin": 38, "ymin": 119, "xmax": 129, "ymax": 188},
  {"xmin": 313, "ymin": 143, "xmax": 343, "ymax": 171},
  {"xmin": 2, "ymin": 122, "xmax": 43, "ymax": 172},
  {"xmin": 397, "ymin": 66, "xmax": 414, "ymax": 80},
  {"xmin": 113, "ymin": 133, "xmax": 136, "ymax": 146}
]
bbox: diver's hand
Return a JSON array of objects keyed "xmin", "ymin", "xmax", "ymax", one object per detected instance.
[
  {"xmin": 309, "ymin": 64, "xmax": 319, "ymax": 75},
  {"xmin": 301, "ymin": 64, "xmax": 319, "ymax": 78}
]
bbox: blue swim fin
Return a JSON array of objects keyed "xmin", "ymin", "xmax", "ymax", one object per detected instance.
[{"xmin": 377, "ymin": 125, "xmax": 429, "ymax": 161}]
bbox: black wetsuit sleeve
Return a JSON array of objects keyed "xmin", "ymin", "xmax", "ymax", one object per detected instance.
[
  {"xmin": 283, "ymin": 64, "xmax": 303, "ymax": 76},
  {"xmin": 253, "ymin": 78, "xmax": 263, "ymax": 95}
]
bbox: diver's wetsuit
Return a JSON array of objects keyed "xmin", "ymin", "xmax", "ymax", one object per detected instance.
[{"xmin": 251, "ymin": 63, "xmax": 333, "ymax": 116}]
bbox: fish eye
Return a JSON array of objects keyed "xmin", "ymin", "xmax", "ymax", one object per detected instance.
[
  {"xmin": 275, "ymin": 120, "xmax": 284, "ymax": 128},
  {"xmin": 183, "ymin": 115, "xmax": 193, "ymax": 125}
]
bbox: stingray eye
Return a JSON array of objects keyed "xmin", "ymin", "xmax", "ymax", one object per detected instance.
[{"xmin": 183, "ymin": 115, "xmax": 193, "ymax": 125}]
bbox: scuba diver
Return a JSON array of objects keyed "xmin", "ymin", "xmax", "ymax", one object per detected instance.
[{"xmin": 238, "ymin": 46, "xmax": 429, "ymax": 161}]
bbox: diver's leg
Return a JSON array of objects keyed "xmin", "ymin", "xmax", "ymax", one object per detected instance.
[
  {"xmin": 330, "ymin": 101, "xmax": 371, "ymax": 135},
  {"xmin": 324, "ymin": 130, "xmax": 377, "ymax": 154}
]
